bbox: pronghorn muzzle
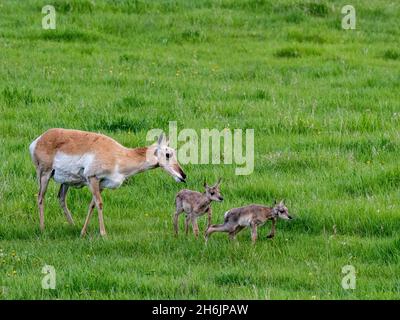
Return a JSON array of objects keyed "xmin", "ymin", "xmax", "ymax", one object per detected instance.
[{"xmin": 174, "ymin": 164, "xmax": 186, "ymax": 183}]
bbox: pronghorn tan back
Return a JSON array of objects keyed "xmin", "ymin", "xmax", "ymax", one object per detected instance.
[{"xmin": 31, "ymin": 128, "xmax": 138, "ymax": 172}]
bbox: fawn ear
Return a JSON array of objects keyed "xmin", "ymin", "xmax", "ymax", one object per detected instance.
[
  {"xmin": 280, "ymin": 199, "xmax": 285, "ymax": 205},
  {"xmin": 213, "ymin": 178, "xmax": 222, "ymax": 188},
  {"xmin": 204, "ymin": 180, "xmax": 208, "ymax": 188},
  {"xmin": 274, "ymin": 199, "xmax": 277, "ymax": 205}
]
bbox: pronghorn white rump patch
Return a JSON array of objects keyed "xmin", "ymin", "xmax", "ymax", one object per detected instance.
[
  {"xmin": 224, "ymin": 210, "xmax": 230, "ymax": 220},
  {"xmin": 53, "ymin": 152, "xmax": 95, "ymax": 185},
  {"xmin": 29, "ymin": 136, "xmax": 41, "ymax": 160}
]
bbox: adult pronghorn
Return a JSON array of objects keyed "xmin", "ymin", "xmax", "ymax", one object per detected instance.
[{"xmin": 29, "ymin": 128, "xmax": 186, "ymax": 236}]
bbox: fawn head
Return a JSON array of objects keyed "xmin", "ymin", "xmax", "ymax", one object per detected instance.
[
  {"xmin": 204, "ymin": 178, "xmax": 223, "ymax": 202},
  {"xmin": 153, "ymin": 134, "xmax": 186, "ymax": 183},
  {"xmin": 272, "ymin": 200, "xmax": 292, "ymax": 220}
]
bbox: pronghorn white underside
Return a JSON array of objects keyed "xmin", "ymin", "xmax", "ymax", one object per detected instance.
[
  {"xmin": 52, "ymin": 152, "xmax": 126, "ymax": 189},
  {"xmin": 224, "ymin": 210, "xmax": 265, "ymax": 227},
  {"xmin": 53, "ymin": 152, "xmax": 95, "ymax": 187},
  {"xmin": 238, "ymin": 215, "xmax": 261, "ymax": 227}
]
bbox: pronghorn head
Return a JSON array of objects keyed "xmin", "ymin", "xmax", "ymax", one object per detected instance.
[
  {"xmin": 272, "ymin": 200, "xmax": 292, "ymax": 220},
  {"xmin": 153, "ymin": 133, "xmax": 186, "ymax": 183},
  {"xmin": 204, "ymin": 178, "xmax": 224, "ymax": 202}
]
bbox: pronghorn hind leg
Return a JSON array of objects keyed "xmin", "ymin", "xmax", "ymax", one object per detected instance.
[
  {"xmin": 173, "ymin": 208, "xmax": 184, "ymax": 236},
  {"xmin": 37, "ymin": 169, "xmax": 53, "ymax": 232},
  {"xmin": 58, "ymin": 184, "xmax": 75, "ymax": 225},
  {"xmin": 87, "ymin": 177, "xmax": 106, "ymax": 237},
  {"xmin": 205, "ymin": 223, "xmax": 232, "ymax": 242},
  {"xmin": 173, "ymin": 196, "xmax": 184, "ymax": 236},
  {"xmin": 81, "ymin": 197, "xmax": 96, "ymax": 237}
]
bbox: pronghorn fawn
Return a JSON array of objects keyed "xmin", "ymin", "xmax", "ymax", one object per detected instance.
[
  {"xmin": 205, "ymin": 200, "xmax": 292, "ymax": 244},
  {"xmin": 29, "ymin": 128, "xmax": 186, "ymax": 236},
  {"xmin": 173, "ymin": 179, "xmax": 223, "ymax": 238}
]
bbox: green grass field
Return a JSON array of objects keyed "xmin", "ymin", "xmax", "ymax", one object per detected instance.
[{"xmin": 1, "ymin": 0, "xmax": 400, "ymax": 299}]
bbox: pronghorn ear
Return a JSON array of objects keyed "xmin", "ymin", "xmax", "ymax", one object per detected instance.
[
  {"xmin": 280, "ymin": 199, "xmax": 285, "ymax": 205},
  {"xmin": 154, "ymin": 133, "xmax": 164, "ymax": 157},
  {"xmin": 157, "ymin": 133, "xmax": 165, "ymax": 146},
  {"xmin": 274, "ymin": 199, "xmax": 277, "ymax": 205}
]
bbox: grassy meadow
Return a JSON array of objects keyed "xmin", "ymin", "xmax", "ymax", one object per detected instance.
[{"xmin": 0, "ymin": 0, "xmax": 400, "ymax": 299}]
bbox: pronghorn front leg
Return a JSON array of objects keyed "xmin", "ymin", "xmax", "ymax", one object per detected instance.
[
  {"xmin": 250, "ymin": 222, "xmax": 258, "ymax": 244},
  {"xmin": 184, "ymin": 214, "xmax": 190, "ymax": 235},
  {"xmin": 58, "ymin": 184, "xmax": 75, "ymax": 225},
  {"xmin": 191, "ymin": 215, "xmax": 199, "ymax": 238},
  {"xmin": 206, "ymin": 207, "xmax": 212, "ymax": 229},
  {"xmin": 267, "ymin": 218, "xmax": 276, "ymax": 239},
  {"xmin": 87, "ymin": 176, "xmax": 107, "ymax": 237}
]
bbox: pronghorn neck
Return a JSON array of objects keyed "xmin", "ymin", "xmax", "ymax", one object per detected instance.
[
  {"xmin": 200, "ymin": 194, "xmax": 213, "ymax": 208},
  {"xmin": 119, "ymin": 146, "xmax": 158, "ymax": 177},
  {"xmin": 266, "ymin": 207, "xmax": 276, "ymax": 219}
]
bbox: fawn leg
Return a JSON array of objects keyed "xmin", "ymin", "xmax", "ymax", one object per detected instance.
[
  {"xmin": 267, "ymin": 218, "xmax": 277, "ymax": 239},
  {"xmin": 205, "ymin": 223, "xmax": 231, "ymax": 242},
  {"xmin": 37, "ymin": 170, "xmax": 52, "ymax": 231},
  {"xmin": 229, "ymin": 226, "xmax": 244, "ymax": 240},
  {"xmin": 206, "ymin": 207, "xmax": 212, "ymax": 229},
  {"xmin": 173, "ymin": 208, "xmax": 184, "ymax": 236},
  {"xmin": 251, "ymin": 223, "xmax": 258, "ymax": 244},
  {"xmin": 81, "ymin": 197, "xmax": 96, "ymax": 237},
  {"xmin": 173, "ymin": 196, "xmax": 184, "ymax": 236},
  {"xmin": 184, "ymin": 215, "xmax": 190, "ymax": 235},
  {"xmin": 58, "ymin": 184, "xmax": 75, "ymax": 225},
  {"xmin": 191, "ymin": 216, "xmax": 199, "ymax": 238},
  {"xmin": 88, "ymin": 177, "xmax": 106, "ymax": 237}
]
